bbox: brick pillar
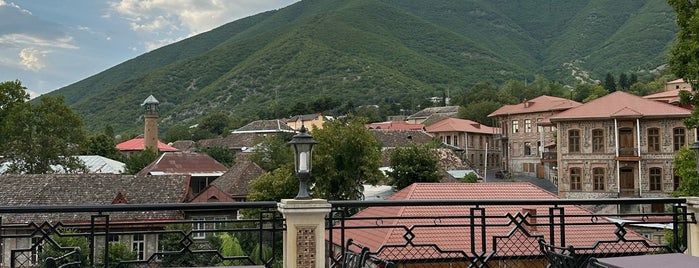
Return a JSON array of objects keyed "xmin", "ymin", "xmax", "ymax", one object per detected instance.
[
  {"xmin": 277, "ymin": 199, "xmax": 331, "ymax": 268},
  {"xmin": 686, "ymin": 197, "xmax": 699, "ymax": 256}
]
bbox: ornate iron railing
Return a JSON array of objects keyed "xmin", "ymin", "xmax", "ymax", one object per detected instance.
[
  {"xmin": 0, "ymin": 202, "xmax": 283, "ymax": 268},
  {"xmin": 326, "ymin": 198, "xmax": 695, "ymax": 268}
]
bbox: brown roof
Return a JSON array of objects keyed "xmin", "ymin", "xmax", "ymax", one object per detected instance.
[
  {"xmin": 550, "ymin": 91, "xmax": 692, "ymax": 121},
  {"xmin": 198, "ymin": 133, "xmax": 266, "ymax": 150},
  {"xmin": 488, "ymin": 95, "xmax": 582, "ymax": 117},
  {"xmin": 170, "ymin": 140, "xmax": 196, "ymax": 152},
  {"xmin": 136, "ymin": 152, "xmax": 228, "ymax": 176},
  {"xmin": 287, "ymin": 113, "xmax": 322, "ymax": 122},
  {"xmin": 331, "ymin": 182, "xmax": 655, "ymax": 261},
  {"xmin": 366, "ymin": 121, "xmax": 425, "ymax": 130},
  {"xmin": 426, "ymin": 118, "xmax": 500, "ymax": 135},
  {"xmin": 371, "ymin": 129, "xmax": 434, "ymax": 148},
  {"xmin": 0, "ymin": 174, "xmax": 189, "ymax": 223},
  {"xmin": 233, "ymin": 119, "xmax": 295, "ymax": 133},
  {"xmin": 211, "ymin": 161, "xmax": 264, "ymax": 198},
  {"xmin": 407, "ymin": 106, "xmax": 459, "ymax": 119}
]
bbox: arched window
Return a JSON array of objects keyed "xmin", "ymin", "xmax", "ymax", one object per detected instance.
[
  {"xmin": 593, "ymin": 167, "xmax": 605, "ymax": 191},
  {"xmin": 592, "ymin": 129, "xmax": 604, "ymax": 153},
  {"xmin": 569, "ymin": 129, "xmax": 581, "ymax": 153},
  {"xmin": 649, "ymin": 167, "xmax": 662, "ymax": 191},
  {"xmin": 647, "ymin": 128, "xmax": 660, "ymax": 152},
  {"xmin": 570, "ymin": 168, "xmax": 582, "ymax": 191}
]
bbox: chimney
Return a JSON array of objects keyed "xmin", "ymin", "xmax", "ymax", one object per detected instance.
[{"xmin": 142, "ymin": 95, "xmax": 160, "ymax": 153}]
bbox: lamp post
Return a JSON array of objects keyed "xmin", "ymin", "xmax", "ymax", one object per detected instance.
[{"xmin": 288, "ymin": 125, "xmax": 317, "ymax": 200}]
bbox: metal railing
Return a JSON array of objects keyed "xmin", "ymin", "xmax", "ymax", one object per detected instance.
[
  {"xmin": 326, "ymin": 198, "xmax": 695, "ymax": 268},
  {"xmin": 0, "ymin": 202, "xmax": 283, "ymax": 268}
]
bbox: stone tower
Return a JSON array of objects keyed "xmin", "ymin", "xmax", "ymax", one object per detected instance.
[{"xmin": 142, "ymin": 95, "xmax": 159, "ymax": 153}]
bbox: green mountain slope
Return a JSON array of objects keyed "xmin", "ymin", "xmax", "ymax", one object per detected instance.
[{"xmin": 47, "ymin": 0, "xmax": 677, "ymax": 133}]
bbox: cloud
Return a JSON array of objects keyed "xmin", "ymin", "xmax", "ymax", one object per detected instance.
[
  {"xmin": 19, "ymin": 48, "xmax": 48, "ymax": 71},
  {"xmin": 0, "ymin": 1, "xmax": 77, "ymax": 49},
  {"xmin": 109, "ymin": 0, "xmax": 298, "ymax": 49}
]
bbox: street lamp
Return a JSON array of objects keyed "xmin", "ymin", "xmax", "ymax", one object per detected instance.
[{"xmin": 288, "ymin": 125, "xmax": 317, "ymax": 200}]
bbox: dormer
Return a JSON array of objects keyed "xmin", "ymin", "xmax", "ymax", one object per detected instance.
[{"xmin": 112, "ymin": 192, "xmax": 128, "ymax": 204}]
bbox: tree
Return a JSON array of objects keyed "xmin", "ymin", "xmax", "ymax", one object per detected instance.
[
  {"xmin": 247, "ymin": 165, "xmax": 298, "ymax": 201},
  {"xmin": 673, "ymin": 147, "xmax": 699, "ymax": 197},
  {"xmin": 629, "ymin": 73, "xmax": 639, "ymax": 86},
  {"xmin": 198, "ymin": 112, "xmax": 231, "ymax": 136},
  {"xmin": 248, "ymin": 134, "xmax": 294, "ymax": 172},
  {"xmin": 162, "ymin": 124, "xmax": 192, "ymax": 143},
  {"xmin": 669, "ymin": 0, "xmax": 699, "ymax": 129},
  {"xmin": 2, "ymin": 95, "xmax": 87, "ymax": 174},
  {"xmin": 618, "ymin": 73, "xmax": 630, "ymax": 91},
  {"xmin": 123, "ymin": 149, "xmax": 159, "ymax": 174},
  {"xmin": 201, "ymin": 146, "xmax": 235, "ymax": 167},
  {"xmin": 457, "ymin": 100, "xmax": 502, "ymax": 125},
  {"xmin": 311, "ymin": 117, "xmax": 383, "ymax": 200},
  {"xmin": 387, "ymin": 144, "xmax": 441, "ymax": 190},
  {"xmin": 603, "ymin": 72, "xmax": 617, "ymax": 92},
  {"xmin": 81, "ymin": 133, "xmax": 121, "ymax": 160}
]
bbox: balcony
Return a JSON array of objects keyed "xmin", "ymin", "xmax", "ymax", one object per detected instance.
[
  {"xmin": 541, "ymin": 152, "xmax": 557, "ymax": 163},
  {"xmin": 0, "ymin": 198, "xmax": 695, "ymax": 268},
  {"xmin": 616, "ymin": 147, "xmax": 642, "ymax": 161}
]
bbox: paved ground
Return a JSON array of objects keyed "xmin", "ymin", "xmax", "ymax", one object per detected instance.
[{"xmin": 482, "ymin": 168, "xmax": 558, "ymax": 195}]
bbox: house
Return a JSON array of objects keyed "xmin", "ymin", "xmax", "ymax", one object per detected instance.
[
  {"xmin": 0, "ymin": 174, "xmax": 197, "ymax": 265},
  {"xmin": 136, "ymin": 152, "xmax": 229, "ymax": 196},
  {"xmin": 366, "ymin": 121, "xmax": 425, "ymax": 130},
  {"xmin": 329, "ymin": 182, "xmax": 657, "ymax": 267},
  {"xmin": 210, "ymin": 161, "xmax": 265, "ymax": 202},
  {"xmin": 664, "ymin": 78, "xmax": 693, "ymax": 92},
  {"xmin": 406, "ymin": 106, "xmax": 459, "ymax": 126},
  {"xmin": 643, "ymin": 87, "xmax": 695, "ymax": 110},
  {"xmin": 0, "ymin": 155, "xmax": 125, "ymax": 174},
  {"xmin": 233, "ymin": 119, "xmax": 296, "ymax": 134},
  {"xmin": 426, "ymin": 118, "xmax": 503, "ymax": 171},
  {"xmin": 198, "ymin": 119, "xmax": 296, "ymax": 153},
  {"xmin": 549, "ymin": 91, "xmax": 694, "ymax": 212},
  {"xmin": 286, "ymin": 113, "xmax": 326, "ymax": 131},
  {"xmin": 488, "ymin": 96, "xmax": 582, "ymax": 182}
]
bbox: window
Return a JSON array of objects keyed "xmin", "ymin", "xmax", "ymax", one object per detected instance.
[
  {"xmin": 648, "ymin": 128, "xmax": 660, "ymax": 152},
  {"xmin": 592, "ymin": 129, "xmax": 604, "ymax": 153},
  {"xmin": 570, "ymin": 168, "xmax": 582, "ymax": 191},
  {"xmin": 524, "ymin": 142, "xmax": 532, "ymax": 156},
  {"xmin": 674, "ymin": 128, "xmax": 686, "ymax": 151},
  {"xmin": 525, "ymin": 119, "xmax": 532, "ymax": 133},
  {"xmin": 193, "ymin": 218, "xmax": 206, "ymax": 239},
  {"xmin": 132, "ymin": 234, "xmax": 145, "ymax": 260},
  {"xmin": 674, "ymin": 175, "xmax": 681, "ymax": 191},
  {"xmin": 512, "ymin": 120, "xmax": 519, "ymax": 133},
  {"xmin": 569, "ymin": 129, "xmax": 581, "ymax": 153},
  {"xmin": 593, "ymin": 168, "xmax": 605, "ymax": 191},
  {"xmin": 649, "ymin": 167, "xmax": 662, "ymax": 191}
]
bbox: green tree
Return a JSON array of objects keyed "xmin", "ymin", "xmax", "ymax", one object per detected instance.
[
  {"xmin": 603, "ymin": 72, "xmax": 617, "ymax": 92},
  {"xmin": 457, "ymin": 100, "xmax": 502, "ymax": 125},
  {"xmin": 311, "ymin": 117, "xmax": 383, "ymax": 200},
  {"xmin": 629, "ymin": 73, "xmax": 639, "ymax": 87},
  {"xmin": 673, "ymin": 147, "xmax": 699, "ymax": 197},
  {"xmin": 248, "ymin": 134, "xmax": 294, "ymax": 172},
  {"xmin": 2, "ymin": 95, "xmax": 87, "ymax": 174},
  {"xmin": 39, "ymin": 229, "xmax": 91, "ymax": 267},
  {"xmin": 162, "ymin": 124, "xmax": 192, "ymax": 143},
  {"xmin": 0, "ymin": 80, "xmax": 29, "ymax": 138},
  {"xmin": 618, "ymin": 73, "xmax": 630, "ymax": 91},
  {"xmin": 387, "ymin": 144, "xmax": 441, "ymax": 190},
  {"xmin": 247, "ymin": 165, "xmax": 298, "ymax": 201},
  {"xmin": 669, "ymin": 0, "xmax": 699, "ymax": 130},
  {"xmin": 124, "ymin": 149, "xmax": 159, "ymax": 174},
  {"xmin": 81, "ymin": 133, "xmax": 121, "ymax": 160},
  {"xmin": 198, "ymin": 112, "xmax": 231, "ymax": 136},
  {"xmin": 583, "ymin": 85, "xmax": 609, "ymax": 103},
  {"xmin": 459, "ymin": 172, "xmax": 479, "ymax": 183},
  {"xmin": 100, "ymin": 242, "xmax": 137, "ymax": 268},
  {"xmin": 201, "ymin": 146, "xmax": 235, "ymax": 167}
]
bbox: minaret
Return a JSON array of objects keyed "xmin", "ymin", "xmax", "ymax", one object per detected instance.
[{"xmin": 142, "ymin": 95, "xmax": 159, "ymax": 153}]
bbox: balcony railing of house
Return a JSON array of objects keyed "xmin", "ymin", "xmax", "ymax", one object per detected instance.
[
  {"xmin": 618, "ymin": 147, "xmax": 639, "ymax": 157},
  {"xmin": 326, "ymin": 198, "xmax": 695, "ymax": 268},
  {"xmin": 0, "ymin": 199, "xmax": 695, "ymax": 268}
]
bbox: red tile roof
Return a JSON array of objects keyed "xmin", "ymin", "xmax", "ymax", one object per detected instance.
[
  {"xmin": 426, "ymin": 118, "xmax": 499, "ymax": 135},
  {"xmin": 488, "ymin": 95, "xmax": 581, "ymax": 117},
  {"xmin": 366, "ymin": 121, "xmax": 425, "ymax": 130},
  {"xmin": 550, "ymin": 91, "xmax": 691, "ymax": 121},
  {"xmin": 115, "ymin": 138, "xmax": 179, "ymax": 152},
  {"xmin": 331, "ymin": 183, "xmax": 655, "ymax": 261},
  {"xmin": 136, "ymin": 152, "xmax": 228, "ymax": 176}
]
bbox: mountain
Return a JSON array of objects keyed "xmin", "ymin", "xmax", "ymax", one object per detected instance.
[{"xmin": 47, "ymin": 0, "xmax": 678, "ymax": 133}]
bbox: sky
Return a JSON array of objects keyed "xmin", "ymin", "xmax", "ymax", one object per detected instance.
[{"xmin": 0, "ymin": 0, "xmax": 299, "ymax": 98}]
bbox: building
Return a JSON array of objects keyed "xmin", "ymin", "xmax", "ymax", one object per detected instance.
[
  {"xmin": 549, "ymin": 91, "xmax": 693, "ymax": 212},
  {"xmin": 664, "ymin": 78, "xmax": 693, "ymax": 92},
  {"xmin": 406, "ymin": 106, "xmax": 459, "ymax": 126},
  {"xmin": 330, "ymin": 182, "xmax": 657, "ymax": 267},
  {"xmin": 286, "ymin": 113, "xmax": 326, "ymax": 131},
  {"xmin": 488, "ymin": 96, "xmax": 582, "ymax": 180},
  {"xmin": 136, "ymin": 152, "xmax": 229, "ymax": 196},
  {"xmin": 426, "ymin": 118, "xmax": 502, "ymax": 171},
  {"xmin": 115, "ymin": 137, "xmax": 179, "ymax": 157},
  {"xmin": 116, "ymin": 95, "xmax": 179, "ymax": 157},
  {"xmin": 365, "ymin": 121, "xmax": 425, "ymax": 130}
]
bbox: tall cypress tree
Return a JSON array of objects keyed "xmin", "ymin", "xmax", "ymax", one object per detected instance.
[{"xmin": 603, "ymin": 72, "xmax": 617, "ymax": 92}]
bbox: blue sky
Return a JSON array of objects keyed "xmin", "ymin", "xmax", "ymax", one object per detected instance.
[{"xmin": 0, "ymin": 0, "xmax": 299, "ymax": 98}]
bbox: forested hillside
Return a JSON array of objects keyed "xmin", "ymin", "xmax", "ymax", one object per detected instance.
[{"xmin": 46, "ymin": 0, "xmax": 677, "ymax": 133}]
